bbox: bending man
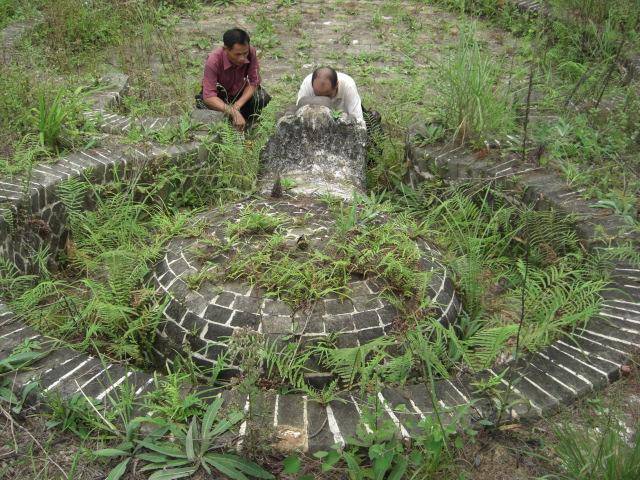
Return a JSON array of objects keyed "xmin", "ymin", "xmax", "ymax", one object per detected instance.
[{"xmin": 296, "ymin": 66, "xmax": 379, "ymax": 131}]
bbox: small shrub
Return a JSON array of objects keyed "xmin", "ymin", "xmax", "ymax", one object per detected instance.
[{"xmin": 0, "ymin": 0, "xmax": 39, "ymax": 29}]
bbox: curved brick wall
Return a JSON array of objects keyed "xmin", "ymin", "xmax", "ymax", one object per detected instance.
[
  {"xmin": 150, "ymin": 197, "xmax": 460, "ymax": 377},
  {"xmin": 0, "ymin": 73, "xmax": 207, "ymax": 413}
]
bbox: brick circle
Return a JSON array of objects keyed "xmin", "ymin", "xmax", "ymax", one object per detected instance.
[{"xmin": 151, "ymin": 196, "xmax": 461, "ymax": 369}]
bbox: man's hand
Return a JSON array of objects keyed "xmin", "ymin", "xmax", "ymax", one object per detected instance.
[{"xmin": 229, "ymin": 107, "xmax": 246, "ymax": 131}]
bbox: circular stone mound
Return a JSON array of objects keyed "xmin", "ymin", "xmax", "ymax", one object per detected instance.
[{"xmin": 151, "ymin": 196, "xmax": 461, "ymax": 372}]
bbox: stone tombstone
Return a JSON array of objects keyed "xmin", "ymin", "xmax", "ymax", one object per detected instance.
[{"xmin": 259, "ymin": 104, "xmax": 367, "ymax": 200}]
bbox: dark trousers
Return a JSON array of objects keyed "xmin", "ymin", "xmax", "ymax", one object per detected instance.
[{"xmin": 195, "ymin": 85, "xmax": 271, "ymax": 121}]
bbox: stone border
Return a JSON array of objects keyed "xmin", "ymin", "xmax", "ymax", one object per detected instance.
[
  {"xmin": 0, "ymin": 75, "xmax": 205, "ymax": 417},
  {"xmin": 85, "ymin": 73, "xmax": 223, "ymax": 136}
]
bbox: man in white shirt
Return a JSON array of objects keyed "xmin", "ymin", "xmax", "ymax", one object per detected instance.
[{"xmin": 297, "ymin": 67, "xmax": 379, "ymax": 130}]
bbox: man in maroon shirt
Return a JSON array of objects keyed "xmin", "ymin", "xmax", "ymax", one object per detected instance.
[{"xmin": 196, "ymin": 28, "xmax": 270, "ymax": 130}]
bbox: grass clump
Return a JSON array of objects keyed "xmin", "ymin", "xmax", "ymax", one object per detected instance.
[
  {"xmin": 226, "ymin": 205, "xmax": 288, "ymax": 238},
  {"xmin": 546, "ymin": 0, "xmax": 640, "ymax": 67},
  {"xmin": 0, "ymin": 64, "xmax": 97, "ymax": 175},
  {"xmin": 227, "ymin": 233, "xmax": 352, "ymax": 308},
  {"xmin": 333, "ymin": 208, "xmax": 428, "ymax": 300},
  {"xmin": 0, "ymin": 0, "xmax": 39, "ymax": 29},
  {"xmin": 222, "ymin": 197, "xmax": 438, "ymax": 311},
  {"xmin": 434, "ymin": 28, "xmax": 516, "ymax": 145},
  {"xmin": 28, "ymin": 0, "xmax": 169, "ymax": 70},
  {"xmin": 553, "ymin": 418, "xmax": 640, "ymax": 479}
]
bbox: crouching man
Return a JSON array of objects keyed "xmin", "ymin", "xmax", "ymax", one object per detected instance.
[{"xmin": 196, "ymin": 28, "xmax": 271, "ymax": 131}]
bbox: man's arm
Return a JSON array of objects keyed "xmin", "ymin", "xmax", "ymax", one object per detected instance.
[
  {"xmin": 232, "ymin": 83, "xmax": 257, "ymax": 110},
  {"xmin": 297, "ymin": 75, "xmax": 314, "ymax": 105},
  {"xmin": 203, "ymin": 95, "xmax": 228, "ymax": 112},
  {"xmin": 343, "ymin": 79, "xmax": 365, "ymax": 126},
  {"xmin": 204, "ymin": 94, "xmax": 246, "ymax": 130}
]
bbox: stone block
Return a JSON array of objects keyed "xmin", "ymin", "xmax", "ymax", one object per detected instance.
[
  {"xmin": 190, "ymin": 108, "xmax": 224, "ymax": 128},
  {"xmin": 204, "ymin": 304, "xmax": 232, "ymax": 324},
  {"xmin": 259, "ymin": 104, "xmax": 367, "ymax": 200}
]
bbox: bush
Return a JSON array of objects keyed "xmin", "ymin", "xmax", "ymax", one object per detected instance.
[
  {"xmin": 553, "ymin": 419, "xmax": 640, "ymax": 479},
  {"xmin": 33, "ymin": 0, "xmax": 130, "ymax": 60}
]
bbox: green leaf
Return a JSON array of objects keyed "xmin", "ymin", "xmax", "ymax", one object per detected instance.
[
  {"xmin": 185, "ymin": 418, "xmax": 196, "ymax": 462},
  {"xmin": 0, "ymin": 387, "xmax": 17, "ymax": 403},
  {"xmin": 14, "ymin": 382, "xmax": 38, "ymax": 412},
  {"xmin": 342, "ymin": 452, "xmax": 364, "ymax": 476},
  {"xmin": 125, "ymin": 417, "xmax": 146, "ymax": 437},
  {"xmin": 136, "ymin": 452, "xmax": 168, "ymax": 463},
  {"xmin": 387, "ymin": 457, "xmax": 408, "ymax": 480},
  {"xmin": 45, "ymin": 420, "xmax": 61, "ymax": 429},
  {"xmin": 105, "ymin": 458, "xmax": 130, "ymax": 480},
  {"xmin": 202, "ymin": 396, "xmax": 223, "ymax": 438},
  {"xmin": 282, "ymin": 455, "xmax": 301, "ymax": 474},
  {"xmin": 205, "ymin": 453, "xmax": 274, "ymax": 479},
  {"xmin": 207, "ymin": 459, "xmax": 249, "ymax": 480},
  {"xmin": 140, "ymin": 460, "xmax": 191, "ymax": 473},
  {"xmin": 94, "ymin": 448, "xmax": 129, "ymax": 458},
  {"xmin": 138, "ymin": 440, "xmax": 187, "ymax": 459},
  {"xmin": 373, "ymin": 451, "xmax": 394, "ymax": 480},
  {"xmin": 321, "ymin": 450, "xmax": 341, "ymax": 472},
  {"xmin": 148, "ymin": 466, "xmax": 198, "ymax": 480},
  {"xmin": 208, "ymin": 411, "xmax": 243, "ymax": 438}
]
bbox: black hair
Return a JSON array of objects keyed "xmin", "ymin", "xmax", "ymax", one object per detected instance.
[
  {"xmin": 312, "ymin": 66, "xmax": 338, "ymax": 89},
  {"xmin": 223, "ymin": 28, "xmax": 250, "ymax": 48}
]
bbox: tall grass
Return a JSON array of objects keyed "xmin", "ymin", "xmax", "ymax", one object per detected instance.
[
  {"xmin": 0, "ymin": 65, "xmax": 89, "ymax": 174},
  {"xmin": 553, "ymin": 420, "xmax": 640, "ymax": 479},
  {"xmin": 0, "ymin": 0, "xmax": 40, "ymax": 29},
  {"xmin": 30, "ymin": 0, "xmax": 177, "ymax": 69},
  {"xmin": 545, "ymin": 0, "xmax": 640, "ymax": 70},
  {"xmin": 34, "ymin": 92, "xmax": 67, "ymax": 150},
  {"xmin": 435, "ymin": 29, "xmax": 515, "ymax": 144}
]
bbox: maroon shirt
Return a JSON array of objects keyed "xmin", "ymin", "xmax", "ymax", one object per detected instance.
[{"xmin": 202, "ymin": 46, "xmax": 261, "ymax": 100}]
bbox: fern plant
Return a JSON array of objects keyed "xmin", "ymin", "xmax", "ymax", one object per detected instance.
[
  {"xmin": 315, "ymin": 337, "xmax": 394, "ymax": 389},
  {"xmin": 9, "ymin": 178, "xmax": 194, "ymax": 362},
  {"xmin": 509, "ymin": 258, "xmax": 606, "ymax": 352}
]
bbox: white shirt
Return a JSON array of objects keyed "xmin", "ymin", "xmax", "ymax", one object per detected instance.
[{"xmin": 296, "ymin": 71, "xmax": 365, "ymax": 126}]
